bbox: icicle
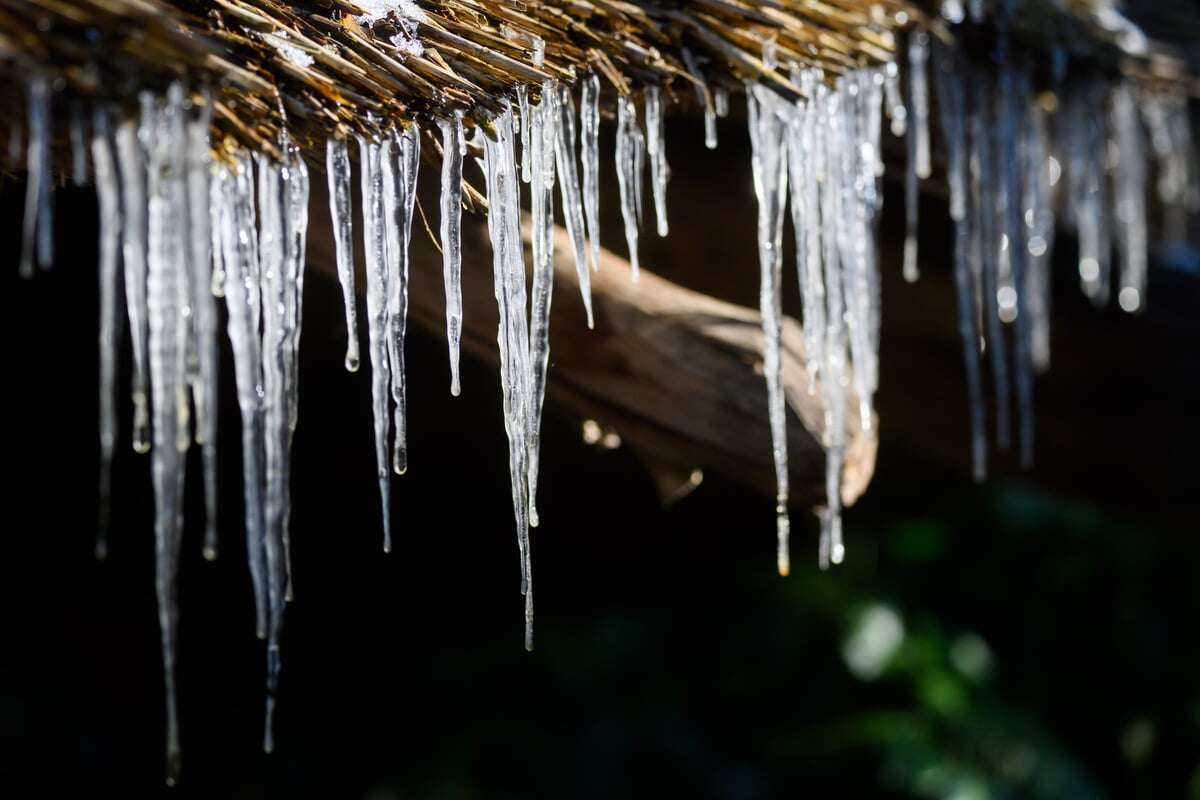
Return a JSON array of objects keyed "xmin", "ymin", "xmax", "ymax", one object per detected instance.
[
  {"xmin": 187, "ymin": 99, "xmax": 219, "ymax": 560},
  {"xmin": 1066, "ymin": 80, "xmax": 1111, "ymax": 306},
  {"xmin": 20, "ymin": 76, "xmax": 50, "ymax": 278},
  {"xmin": 714, "ymin": 86, "xmax": 730, "ymax": 118},
  {"xmin": 480, "ymin": 108, "xmax": 535, "ymax": 648},
  {"xmin": 518, "ymin": 84, "xmax": 532, "ymax": 183},
  {"xmin": 934, "ymin": 42, "xmax": 987, "ymax": 482},
  {"xmin": 144, "ymin": 85, "xmax": 191, "ymax": 786},
  {"xmin": 116, "ymin": 114, "xmax": 152, "ymax": 455},
  {"xmin": 438, "ymin": 114, "xmax": 465, "ymax": 396},
  {"xmin": 884, "ymin": 61, "xmax": 906, "ymax": 137},
  {"xmin": 326, "ymin": 138, "xmax": 361, "ymax": 372},
  {"xmin": 834, "ymin": 72, "xmax": 880, "ymax": 437},
  {"xmin": 746, "ymin": 83, "xmax": 792, "ymax": 576},
  {"xmin": 910, "ymin": 33, "xmax": 932, "ymax": 181},
  {"xmin": 787, "ymin": 71, "xmax": 825, "ymax": 397},
  {"xmin": 1111, "ymin": 84, "xmax": 1147, "ymax": 314},
  {"xmin": 1024, "ymin": 101, "xmax": 1055, "ymax": 374},
  {"xmin": 1142, "ymin": 87, "xmax": 1200, "ymax": 240},
  {"xmin": 644, "ymin": 85, "xmax": 671, "ymax": 237},
  {"xmin": 682, "ymin": 48, "xmax": 719, "ymax": 150},
  {"xmin": 552, "ymin": 83, "xmax": 595, "ymax": 327},
  {"xmin": 997, "ymin": 54, "xmax": 1036, "ymax": 469},
  {"xmin": 255, "ymin": 151, "xmax": 291, "ymax": 753},
  {"xmin": 969, "ymin": 76, "xmax": 1012, "ymax": 451},
  {"xmin": 614, "ymin": 94, "xmax": 643, "ymax": 279},
  {"xmin": 36, "ymin": 80, "xmax": 55, "ymax": 270},
  {"xmin": 904, "ymin": 32, "xmax": 930, "ymax": 282},
  {"xmin": 215, "ymin": 152, "xmax": 269, "ymax": 641},
  {"xmin": 93, "ymin": 108, "xmax": 123, "ymax": 560},
  {"xmin": 386, "ymin": 126, "xmax": 419, "ymax": 476},
  {"xmin": 580, "ymin": 74, "xmax": 602, "ymax": 273},
  {"xmin": 358, "ymin": 135, "xmax": 394, "ymax": 552},
  {"xmin": 70, "ymin": 101, "xmax": 88, "ymax": 187},
  {"xmin": 528, "ymin": 86, "xmax": 558, "ymax": 529},
  {"xmin": 281, "ymin": 141, "xmax": 309, "ymax": 602},
  {"xmin": 815, "ymin": 80, "xmax": 848, "ymax": 566},
  {"xmin": 632, "ymin": 106, "xmax": 647, "ymax": 226}
]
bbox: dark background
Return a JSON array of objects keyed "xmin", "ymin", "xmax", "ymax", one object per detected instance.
[{"xmin": 3, "ymin": 104, "xmax": 1199, "ymax": 798}]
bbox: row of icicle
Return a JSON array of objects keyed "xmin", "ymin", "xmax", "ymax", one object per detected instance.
[{"xmin": 12, "ymin": 22, "xmax": 1197, "ymax": 785}]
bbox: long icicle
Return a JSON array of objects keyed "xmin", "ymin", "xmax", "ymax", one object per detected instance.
[
  {"xmin": 396, "ymin": 126, "xmax": 419, "ymax": 474},
  {"xmin": 281, "ymin": 141, "xmax": 309, "ymax": 602},
  {"xmin": 934, "ymin": 41, "xmax": 987, "ymax": 482},
  {"xmin": 255, "ymin": 152, "xmax": 290, "ymax": 754},
  {"xmin": 216, "ymin": 152, "xmax": 269, "ymax": 640},
  {"xmin": 528, "ymin": 85, "xmax": 558, "ymax": 530},
  {"xmin": 93, "ymin": 108, "xmax": 123, "ymax": 561},
  {"xmin": 816, "ymin": 79, "xmax": 849, "ymax": 567},
  {"xmin": 358, "ymin": 135, "xmax": 393, "ymax": 552},
  {"xmin": 480, "ymin": 108, "xmax": 534, "ymax": 650},
  {"xmin": 746, "ymin": 82, "xmax": 792, "ymax": 576},
  {"xmin": 970, "ymin": 75, "xmax": 1011, "ymax": 451},
  {"xmin": 552, "ymin": 82, "xmax": 594, "ymax": 328},
  {"xmin": 438, "ymin": 113, "xmax": 465, "ymax": 396},
  {"xmin": 186, "ymin": 99, "xmax": 220, "ymax": 560},
  {"xmin": 144, "ymin": 85, "xmax": 190, "ymax": 786},
  {"xmin": 326, "ymin": 138, "xmax": 362, "ymax": 373},
  {"xmin": 997, "ymin": 51, "xmax": 1035, "ymax": 469}
]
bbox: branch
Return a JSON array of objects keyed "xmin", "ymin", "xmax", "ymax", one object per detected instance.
[{"xmin": 305, "ymin": 182, "xmax": 877, "ymax": 508}]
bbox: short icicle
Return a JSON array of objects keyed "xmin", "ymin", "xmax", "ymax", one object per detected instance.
[
  {"xmin": 69, "ymin": 101, "xmax": 88, "ymax": 187},
  {"xmin": 580, "ymin": 74, "xmax": 602, "ymax": 273},
  {"xmin": 116, "ymin": 115, "xmax": 152, "ymax": 455},
  {"xmin": 614, "ymin": 94, "xmax": 643, "ymax": 280},
  {"xmin": 904, "ymin": 32, "xmax": 930, "ymax": 282},
  {"xmin": 20, "ymin": 76, "xmax": 52, "ymax": 277},
  {"xmin": 551, "ymin": 83, "xmax": 594, "ymax": 327},
  {"xmin": 644, "ymin": 85, "xmax": 671, "ymax": 237},
  {"xmin": 682, "ymin": 48, "xmax": 718, "ymax": 150},
  {"xmin": 326, "ymin": 138, "xmax": 362, "ymax": 372},
  {"xmin": 1111, "ymin": 83, "xmax": 1147, "ymax": 314}
]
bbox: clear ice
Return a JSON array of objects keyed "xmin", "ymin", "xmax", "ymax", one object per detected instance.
[
  {"xmin": 439, "ymin": 114, "xmax": 465, "ymax": 396},
  {"xmin": 92, "ymin": 108, "xmax": 123, "ymax": 560},
  {"xmin": 746, "ymin": 82, "xmax": 792, "ymax": 575},
  {"xmin": 326, "ymin": 138, "xmax": 362, "ymax": 373}
]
